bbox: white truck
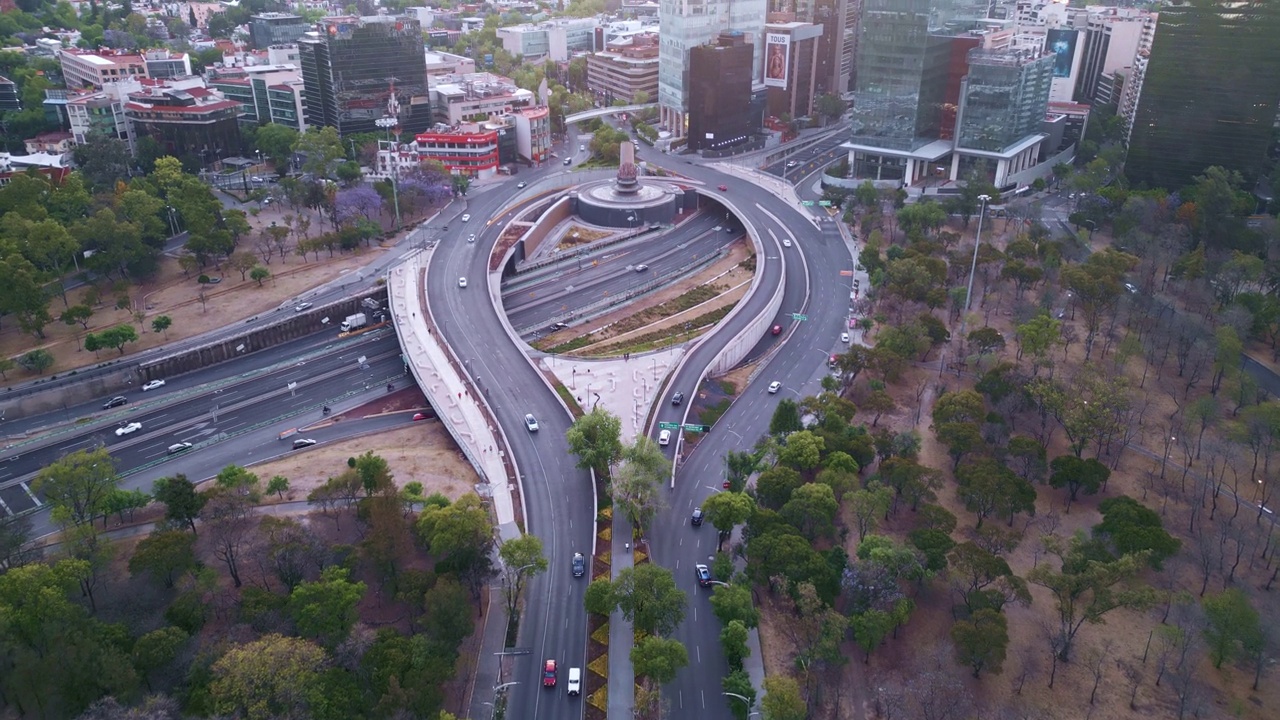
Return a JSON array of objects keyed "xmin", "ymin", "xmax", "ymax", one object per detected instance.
[{"xmin": 340, "ymin": 312, "xmax": 367, "ymax": 332}]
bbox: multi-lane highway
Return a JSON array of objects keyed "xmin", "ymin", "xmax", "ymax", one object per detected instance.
[
  {"xmin": 502, "ymin": 211, "xmax": 741, "ymax": 336},
  {"xmin": 1, "ymin": 329, "xmax": 407, "ymax": 531}
]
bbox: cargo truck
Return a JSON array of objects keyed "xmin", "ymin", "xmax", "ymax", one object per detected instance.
[{"xmin": 340, "ymin": 313, "xmax": 367, "ymax": 332}]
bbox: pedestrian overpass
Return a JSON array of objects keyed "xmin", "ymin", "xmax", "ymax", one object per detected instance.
[{"xmin": 564, "ymin": 103, "xmax": 656, "ymax": 126}]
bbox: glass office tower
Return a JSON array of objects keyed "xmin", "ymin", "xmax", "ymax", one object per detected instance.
[
  {"xmin": 957, "ymin": 48, "xmax": 1054, "ymax": 153},
  {"xmin": 1126, "ymin": 0, "xmax": 1280, "ymax": 190}
]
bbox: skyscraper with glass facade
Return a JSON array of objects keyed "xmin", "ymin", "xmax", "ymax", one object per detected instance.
[
  {"xmin": 1125, "ymin": 0, "xmax": 1280, "ymax": 191},
  {"xmin": 957, "ymin": 48, "xmax": 1053, "ymax": 153},
  {"xmin": 298, "ymin": 16, "xmax": 431, "ymax": 137},
  {"xmin": 658, "ymin": 0, "xmax": 766, "ymax": 139}
]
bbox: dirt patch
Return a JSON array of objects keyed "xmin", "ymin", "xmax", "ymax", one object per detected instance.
[{"xmin": 558, "ymin": 224, "xmax": 616, "ymax": 248}]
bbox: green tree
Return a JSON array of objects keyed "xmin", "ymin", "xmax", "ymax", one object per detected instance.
[
  {"xmin": 354, "ymin": 450, "xmax": 393, "ymax": 496},
  {"xmin": 1201, "ymin": 588, "xmax": 1261, "ymax": 669},
  {"xmin": 956, "ymin": 458, "xmax": 1036, "ymax": 528},
  {"xmin": 777, "ymin": 430, "xmax": 824, "ymax": 472},
  {"xmin": 288, "ymin": 566, "xmax": 367, "ymax": 647},
  {"xmin": 415, "ymin": 493, "xmax": 494, "ymax": 598},
  {"xmin": 128, "ymin": 529, "xmax": 198, "ymax": 588},
  {"xmin": 1094, "ymin": 496, "xmax": 1181, "ymax": 569},
  {"xmin": 1026, "ymin": 534, "xmax": 1157, "ymax": 661},
  {"xmin": 846, "ymin": 481, "xmax": 893, "ymax": 541},
  {"xmin": 60, "ymin": 303, "xmax": 93, "ymax": 331},
  {"xmin": 722, "ymin": 669, "xmax": 757, "ymax": 720},
  {"xmin": 720, "ymin": 619, "xmax": 751, "ymax": 671},
  {"xmin": 951, "ymin": 608, "xmax": 1009, "ymax": 677},
  {"xmin": 255, "ymin": 123, "xmax": 301, "ymax": 171},
  {"xmin": 761, "ymin": 675, "xmax": 808, "ymax": 720},
  {"xmin": 702, "ymin": 490, "xmax": 754, "ymax": 551},
  {"xmin": 250, "ymin": 265, "xmax": 271, "ymax": 286},
  {"xmin": 209, "ymin": 634, "xmax": 330, "ymax": 719},
  {"xmin": 294, "ymin": 126, "xmax": 346, "ymax": 177},
  {"xmin": 611, "ymin": 563, "xmax": 687, "ymax": 636},
  {"xmin": 584, "ymin": 578, "xmax": 614, "ymax": 616},
  {"xmin": 614, "ymin": 436, "xmax": 667, "ymax": 536},
  {"xmin": 151, "ymin": 314, "xmax": 172, "ymax": 338},
  {"xmin": 756, "ymin": 465, "xmax": 804, "ymax": 510},
  {"xmin": 769, "ymin": 398, "xmax": 803, "ymax": 435},
  {"xmin": 152, "ymin": 474, "xmax": 207, "ymax": 534},
  {"xmin": 565, "ymin": 407, "xmax": 623, "ymax": 479},
  {"xmin": 97, "ymin": 323, "xmax": 139, "ymax": 354},
  {"xmin": 17, "ymin": 348, "xmax": 54, "ymax": 374},
  {"xmin": 32, "ymin": 446, "xmax": 120, "ymax": 526},
  {"xmin": 498, "ymin": 534, "xmax": 548, "ymax": 618},
  {"xmin": 132, "ymin": 626, "xmax": 188, "ymax": 692},
  {"xmin": 780, "ymin": 482, "xmax": 838, "ymax": 541},
  {"xmin": 1048, "ymin": 455, "xmax": 1110, "ymax": 512},
  {"xmin": 266, "ymin": 475, "xmax": 290, "ymax": 500},
  {"xmin": 709, "ymin": 582, "xmax": 759, "ymax": 629},
  {"xmin": 631, "ymin": 635, "xmax": 689, "ymax": 684}
]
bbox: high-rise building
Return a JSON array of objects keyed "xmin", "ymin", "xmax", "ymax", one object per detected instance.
[
  {"xmin": 298, "ymin": 16, "xmax": 431, "ymax": 137},
  {"xmin": 955, "ymin": 47, "xmax": 1054, "ymax": 185},
  {"xmin": 1125, "ymin": 0, "xmax": 1280, "ymax": 190},
  {"xmin": 586, "ymin": 33, "xmax": 660, "ymax": 105},
  {"xmin": 687, "ymin": 32, "xmax": 758, "ymax": 152},
  {"xmin": 123, "ymin": 85, "xmax": 243, "ymax": 165},
  {"xmin": 658, "ymin": 0, "xmax": 767, "ymax": 139},
  {"xmin": 250, "ymin": 13, "xmax": 310, "ymax": 49},
  {"xmin": 1073, "ymin": 8, "xmax": 1156, "ymax": 104},
  {"xmin": 762, "ymin": 22, "xmax": 825, "ymax": 120}
]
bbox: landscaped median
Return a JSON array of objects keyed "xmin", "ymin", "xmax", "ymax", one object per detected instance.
[{"xmin": 584, "ymin": 506, "xmax": 613, "ymax": 720}]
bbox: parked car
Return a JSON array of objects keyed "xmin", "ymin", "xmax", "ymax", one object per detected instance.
[
  {"xmin": 103, "ymin": 396, "xmax": 128, "ymax": 409},
  {"xmin": 695, "ymin": 564, "xmax": 711, "ymax": 587},
  {"xmin": 525, "ymin": 414, "xmax": 539, "ymax": 432},
  {"xmin": 572, "ymin": 552, "xmax": 586, "ymax": 578},
  {"xmin": 543, "ymin": 659, "xmax": 558, "ymax": 687},
  {"xmin": 786, "ymin": 160, "xmax": 798, "ymax": 168},
  {"xmin": 841, "ymin": 332, "xmax": 850, "ymax": 343},
  {"xmin": 691, "ymin": 508, "xmax": 704, "ymax": 526},
  {"xmin": 1124, "ymin": 282, "xmax": 1139, "ymax": 294},
  {"xmin": 292, "ymin": 438, "xmax": 317, "ymax": 449},
  {"xmin": 142, "ymin": 379, "xmax": 166, "ymax": 391},
  {"xmin": 115, "ymin": 422, "xmax": 142, "ymax": 437}
]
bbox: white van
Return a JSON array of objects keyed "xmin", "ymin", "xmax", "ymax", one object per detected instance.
[{"xmin": 567, "ymin": 667, "xmax": 581, "ymax": 696}]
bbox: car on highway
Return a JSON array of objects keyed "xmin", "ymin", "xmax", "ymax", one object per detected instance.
[
  {"xmin": 467, "ymin": 233, "xmax": 475, "ymax": 243},
  {"xmin": 658, "ymin": 429, "xmax": 671, "ymax": 446},
  {"xmin": 292, "ymin": 438, "xmax": 317, "ymax": 449},
  {"xmin": 567, "ymin": 667, "xmax": 581, "ymax": 696},
  {"xmin": 115, "ymin": 422, "xmax": 142, "ymax": 437},
  {"xmin": 549, "ymin": 322, "xmax": 569, "ymax": 331},
  {"xmin": 142, "ymin": 379, "xmax": 166, "ymax": 391},
  {"xmin": 517, "ymin": 181, "xmax": 527, "ymax": 189},
  {"xmin": 525, "ymin": 413, "xmax": 539, "ymax": 432},
  {"xmin": 768, "ymin": 381, "xmax": 781, "ymax": 394},
  {"xmin": 782, "ymin": 238, "xmax": 792, "ymax": 248},
  {"xmin": 460, "ymin": 213, "xmax": 471, "ymax": 222},
  {"xmin": 671, "ymin": 391, "xmax": 684, "ymax": 406},
  {"xmin": 717, "ymin": 184, "xmax": 728, "ymax": 191},
  {"xmin": 564, "ymin": 158, "xmax": 572, "ymax": 166},
  {"xmin": 691, "ymin": 507, "xmax": 704, "ymax": 526},
  {"xmin": 572, "ymin": 552, "xmax": 586, "ymax": 577},
  {"xmin": 695, "ymin": 564, "xmax": 711, "ymax": 587},
  {"xmin": 635, "ymin": 264, "xmax": 649, "ymax": 272},
  {"xmin": 771, "ymin": 325, "xmax": 782, "ymax": 336},
  {"xmin": 294, "ymin": 302, "xmax": 313, "ymax": 312},
  {"xmin": 579, "ymin": 144, "xmax": 585, "ymax": 151},
  {"xmin": 413, "ymin": 412, "xmax": 429, "ymax": 421},
  {"xmin": 103, "ymin": 396, "xmax": 128, "ymax": 409},
  {"xmin": 786, "ymin": 160, "xmax": 798, "ymax": 168},
  {"xmin": 458, "ymin": 277, "xmax": 467, "ymax": 288},
  {"xmin": 167, "ymin": 442, "xmax": 193, "ymax": 454},
  {"xmin": 543, "ymin": 659, "xmax": 557, "ymax": 688}
]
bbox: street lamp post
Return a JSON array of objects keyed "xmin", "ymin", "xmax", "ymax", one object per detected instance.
[
  {"xmin": 374, "ymin": 116, "xmax": 403, "ymax": 232},
  {"xmin": 723, "ymin": 692, "xmax": 760, "ymax": 718},
  {"xmin": 959, "ymin": 193, "xmax": 992, "ymax": 342}
]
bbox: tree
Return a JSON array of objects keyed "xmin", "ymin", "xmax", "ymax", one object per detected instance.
[
  {"xmin": 499, "ymin": 534, "xmax": 548, "ymax": 618},
  {"xmin": 17, "ymin": 348, "xmax": 53, "ymax": 374},
  {"xmin": 720, "ymin": 618, "xmax": 751, "ymax": 670},
  {"xmin": 1048, "ymin": 455, "xmax": 1110, "ymax": 512},
  {"xmin": 614, "ymin": 437, "xmax": 667, "ymax": 535},
  {"xmin": 780, "ymin": 482, "xmax": 838, "ymax": 541},
  {"xmin": 846, "ymin": 482, "xmax": 893, "ymax": 541},
  {"xmin": 702, "ymin": 491, "xmax": 754, "ymax": 550},
  {"xmin": 584, "ymin": 578, "xmax": 614, "ymax": 616},
  {"xmin": 294, "ymin": 126, "xmax": 345, "ymax": 177},
  {"xmin": 1094, "ymin": 496, "xmax": 1181, "ymax": 569},
  {"xmin": 777, "ymin": 430, "xmax": 824, "ymax": 472},
  {"xmin": 97, "ymin": 323, "xmax": 139, "ymax": 355},
  {"xmin": 203, "ymin": 487, "xmax": 257, "ymax": 587},
  {"xmin": 288, "ymin": 566, "xmax": 367, "ymax": 647},
  {"xmin": 128, "ymin": 530, "xmax": 198, "ymax": 588},
  {"xmin": 1201, "ymin": 588, "xmax": 1261, "ymax": 669},
  {"xmin": 61, "ymin": 304, "xmax": 93, "ymax": 331},
  {"xmin": 354, "ymin": 450, "xmax": 393, "ymax": 496},
  {"xmin": 565, "ymin": 407, "xmax": 623, "ymax": 479},
  {"xmin": 769, "ymin": 398, "xmax": 803, "ymax": 435},
  {"xmin": 266, "ymin": 475, "xmax": 290, "ymax": 500},
  {"xmin": 951, "ymin": 608, "xmax": 1009, "ymax": 677},
  {"xmin": 631, "ymin": 635, "xmax": 689, "ymax": 684},
  {"xmin": 209, "ymin": 634, "xmax": 330, "ymax": 719},
  {"xmin": 722, "ymin": 669, "xmax": 757, "ymax": 720},
  {"xmin": 152, "ymin": 474, "xmax": 206, "ymax": 534},
  {"xmin": 250, "ymin": 266, "xmax": 271, "ymax": 286},
  {"xmin": 151, "ymin": 314, "xmax": 172, "ymax": 338},
  {"xmin": 32, "ymin": 447, "xmax": 120, "ymax": 526},
  {"xmin": 709, "ymin": 582, "xmax": 759, "ymax": 629},
  {"xmin": 132, "ymin": 626, "xmax": 188, "ymax": 692},
  {"xmin": 1026, "ymin": 534, "xmax": 1157, "ymax": 661},
  {"xmin": 956, "ymin": 458, "xmax": 1037, "ymax": 528},
  {"xmin": 611, "ymin": 563, "xmax": 687, "ymax": 636},
  {"xmin": 759, "ymin": 674, "xmax": 806, "ymax": 720},
  {"xmin": 415, "ymin": 493, "xmax": 494, "ymax": 599},
  {"xmin": 255, "ymin": 123, "xmax": 301, "ymax": 171}
]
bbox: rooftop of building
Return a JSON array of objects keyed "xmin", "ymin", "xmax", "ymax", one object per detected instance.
[
  {"xmin": 27, "ymin": 131, "xmax": 73, "ymax": 142},
  {"xmin": 250, "ymin": 11, "xmax": 304, "ymax": 20},
  {"xmin": 61, "ymin": 48, "xmax": 143, "ymax": 66}
]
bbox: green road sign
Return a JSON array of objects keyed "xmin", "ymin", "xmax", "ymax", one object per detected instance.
[
  {"xmin": 791, "ymin": 313, "xmax": 808, "ymax": 321},
  {"xmin": 800, "ymin": 200, "xmax": 815, "ymax": 206},
  {"xmin": 658, "ymin": 421, "xmax": 681, "ymax": 430},
  {"xmin": 818, "ymin": 200, "xmax": 833, "ymax": 207},
  {"xmin": 683, "ymin": 424, "xmax": 711, "ymax": 433}
]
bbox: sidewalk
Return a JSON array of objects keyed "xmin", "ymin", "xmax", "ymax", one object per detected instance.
[
  {"xmin": 538, "ymin": 348, "xmax": 682, "ymax": 444},
  {"xmin": 607, "ymin": 515, "xmax": 636, "ymax": 720}
]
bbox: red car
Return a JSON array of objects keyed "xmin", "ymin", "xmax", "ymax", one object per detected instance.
[
  {"xmin": 543, "ymin": 659, "xmax": 557, "ymax": 688},
  {"xmin": 771, "ymin": 324, "xmax": 782, "ymax": 336},
  {"xmin": 412, "ymin": 412, "xmax": 428, "ymax": 421},
  {"xmin": 717, "ymin": 184, "xmax": 728, "ymax": 191}
]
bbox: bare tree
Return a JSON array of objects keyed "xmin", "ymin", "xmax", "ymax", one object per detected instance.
[
  {"xmin": 1084, "ymin": 641, "xmax": 1111, "ymax": 705},
  {"xmin": 1118, "ymin": 657, "xmax": 1144, "ymax": 711}
]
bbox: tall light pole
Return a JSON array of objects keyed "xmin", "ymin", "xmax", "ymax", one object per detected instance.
[
  {"xmin": 376, "ymin": 92, "xmax": 404, "ymax": 233},
  {"xmin": 959, "ymin": 193, "xmax": 992, "ymax": 342}
]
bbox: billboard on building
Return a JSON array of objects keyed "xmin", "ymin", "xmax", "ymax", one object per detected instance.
[
  {"xmin": 1046, "ymin": 29, "xmax": 1078, "ymax": 78},
  {"xmin": 764, "ymin": 33, "xmax": 790, "ymax": 89}
]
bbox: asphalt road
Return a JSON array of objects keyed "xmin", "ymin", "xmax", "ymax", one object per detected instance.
[
  {"xmin": 501, "ymin": 211, "xmax": 740, "ymax": 336},
  {"xmin": 427, "ymin": 153, "xmax": 598, "ymax": 720},
  {"xmin": 1, "ymin": 330, "xmax": 405, "ymax": 527}
]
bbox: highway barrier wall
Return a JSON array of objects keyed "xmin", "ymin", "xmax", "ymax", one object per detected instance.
[{"xmin": 1, "ymin": 291, "xmax": 387, "ymax": 423}]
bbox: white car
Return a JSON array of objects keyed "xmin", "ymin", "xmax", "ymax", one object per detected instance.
[
  {"xmin": 115, "ymin": 422, "xmax": 142, "ymax": 436},
  {"xmin": 525, "ymin": 413, "xmax": 539, "ymax": 432},
  {"xmin": 294, "ymin": 302, "xmax": 313, "ymax": 312},
  {"xmin": 461, "ymin": 213, "xmax": 471, "ymax": 222},
  {"xmin": 767, "ymin": 381, "xmax": 781, "ymax": 394},
  {"xmin": 458, "ymin": 277, "xmax": 468, "ymax": 288},
  {"xmin": 467, "ymin": 233, "xmax": 475, "ymax": 243},
  {"xmin": 658, "ymin": 429, "xmax": 671, "ymax": 446},
  {"xmin": 782, "ymin": 238, "xmax": 792, "ymax": 248},
  {"xmin": 786, "ymin": 160, "xmax": 798, "ymax": 168},
  {"xmin": 841, "ymin": 332, "xmax": 850, "ymax": 343},
  {"xmin": 142, "ymin": 379, "xmax": 166, "ymax": 391}
]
